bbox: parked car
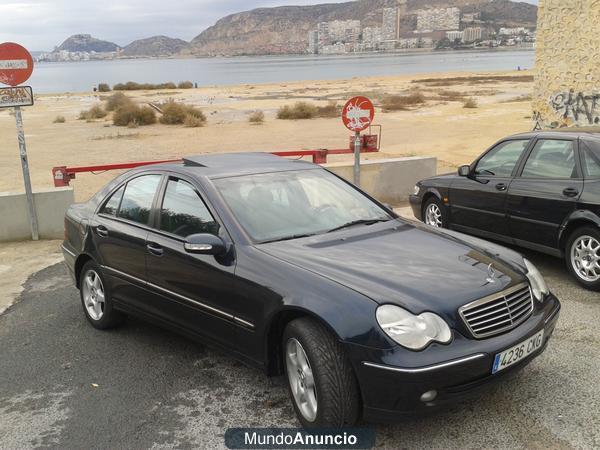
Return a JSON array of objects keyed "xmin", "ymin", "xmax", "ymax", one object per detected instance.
[
  {"xmin": 410, "ymin": 131, "xmax": 600, "ymax": 291},
  {"xmin": 62, "ymin": 153, "xmax": 560, "ymax": 427}
]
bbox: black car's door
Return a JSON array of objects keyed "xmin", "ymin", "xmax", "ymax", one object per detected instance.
[
  {"xmin": 450, "ymin": 138, "xmax": 531, "ymax": 238},
  {"xmin": 144, "ymin": 176, "xmax": 244, "ymax": 350},
  {"xmin": 506, "ymin": 137, "xmax": 583, "ymax": 251},
  {"xmin": 91, "ymin": 173, "xmax": 162, "ymax": 304}
]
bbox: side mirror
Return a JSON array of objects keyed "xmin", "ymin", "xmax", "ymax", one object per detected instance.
[
  {"xmin": 458, "ymin": 165, "xmax": 471, "ymax": 177},
  {"xmin": 184, "ymin": 233, "xmax": 226, "ymax": 255}
]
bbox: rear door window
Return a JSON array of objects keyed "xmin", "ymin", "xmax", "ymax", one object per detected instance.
[
  {"xmin": 581, "ymin": 140, "xmax": 600, "ymax": 178},
  {"xmin": 100, "ymin": 186, "xmax": 125, "ymax": 216},
  {"xmin": 521, "ymin": 140, "xmax": 577, "ymax": 179},
  {"xmin": 117, "ymin": 175, "xmax": 162, "ymax": 225}
]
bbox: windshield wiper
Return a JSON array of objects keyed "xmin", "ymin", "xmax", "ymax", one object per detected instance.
[
  {"xmin": 260, "ymin": 233, "xmax": 317, "ymax": 244},
  {"xmin": 326, "ymin": 218, "xmax": 390, "ymax": 233}
]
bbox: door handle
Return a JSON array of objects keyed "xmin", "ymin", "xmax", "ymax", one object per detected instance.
[
  {"xmin": 96, "ymin": 226, "xmax": 109, "ymax": 237},
  {"xmin": 495, "ymin": 183, "xmax": 507, "ymax": 191},
  {"xmin": 563, "ymin": 187, "xmax": 579, "ymax": 197},
  {"xmin": 146, "ymin": 242, "xmax": 164, "ymax": 257}
]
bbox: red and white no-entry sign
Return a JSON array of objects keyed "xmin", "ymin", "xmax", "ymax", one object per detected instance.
[
  {"xmin": 342, "ymin": 96, "xmax": 375, "ymax": 132},
  {"xmin": 0, "ymin": 42, "xmax": 34, "ymax": 87}
]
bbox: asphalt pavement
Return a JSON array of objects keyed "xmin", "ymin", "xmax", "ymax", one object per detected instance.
[{"xmin": 0, "ymin": 249, "xmax": 599, "ymax": 449}]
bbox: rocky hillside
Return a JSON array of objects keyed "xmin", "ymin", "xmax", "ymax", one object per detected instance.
[
  {"xmin": 187, "ymin": 0, "xmax": 537, "ymax": 56},
  {"xmin": 57, "ymin": 34, "xmax": 120, "ymax": 52},
  {"xmin": 122, "ymin": 36, "xmax": 188, "ymax": 57}
]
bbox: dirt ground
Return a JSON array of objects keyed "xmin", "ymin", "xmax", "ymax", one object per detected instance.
[{"xmin": 0, "ymin": 70, "xmax": 534, "ymax": 202}]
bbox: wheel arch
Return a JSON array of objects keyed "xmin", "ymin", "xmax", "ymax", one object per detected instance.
[
  {"xmin": 74, "ymin": 253, "xmax": 96, "ymax": 289},
  {"xmin": 559, "ymin": 211, "xmax": 600, "ymax": 251}
]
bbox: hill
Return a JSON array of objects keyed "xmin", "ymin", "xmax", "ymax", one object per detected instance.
[
  {"xmin": 57, "ymin": 34, "xmax": 120, "ymax": 53},
  {"xmin": 186, "ymin": 0, "xmax": 537, "ymax": 56},
  {"xmin": 122, "ymin": 35, "xmax": 188, "ymax": 57}
]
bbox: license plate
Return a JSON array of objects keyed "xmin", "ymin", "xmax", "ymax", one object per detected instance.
[{"xmin": 492, "ymin": 330, "xmax": 544, "ymax": 374}]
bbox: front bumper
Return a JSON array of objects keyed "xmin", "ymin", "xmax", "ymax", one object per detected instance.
[
  {"xmin": 347, "ymin": 293, "xmax": 561, "ymax": 422},
  {"xmin": 408, "ymin": 194, "xmax": 422, "ymax": 221}
]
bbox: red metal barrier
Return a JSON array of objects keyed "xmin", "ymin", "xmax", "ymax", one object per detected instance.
[{"xmin": 52, "ymin": 135, "xmax": 379, "ymax": 187}]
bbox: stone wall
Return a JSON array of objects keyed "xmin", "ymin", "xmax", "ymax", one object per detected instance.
[{"xmin": 533, "ymin": 0, "xmax": 600, "ymax": 128}]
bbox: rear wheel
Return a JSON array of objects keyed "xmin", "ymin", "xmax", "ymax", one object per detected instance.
[
  {"xmin": 423, "ymin": 197, "xmax": 447, "ymax": 228},
  {"xmin": 283, "ymin": 318, "xmax": 360, "ymax": 428},
  {"xmin": 565, "ymin": 226, "xmax": 600, "ymax": 291},
  {"xmin": 80, "ymin": 261, "xmax": 124, "ymax": 329}
]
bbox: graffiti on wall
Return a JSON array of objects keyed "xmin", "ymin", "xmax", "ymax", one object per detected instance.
[{"xmin": 549, "ymin": 89, "xmax": 600, "ymax": 125}]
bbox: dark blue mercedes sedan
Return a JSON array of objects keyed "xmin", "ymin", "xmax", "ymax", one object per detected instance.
[{"xmin": 62, "ymin": 153, "xmax": 561, "ymax": 427}]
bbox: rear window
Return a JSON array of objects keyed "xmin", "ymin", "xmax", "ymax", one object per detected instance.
[
  {"xmin": 117, "ymin": 175, "xmax": 161, "ymax": 225},
  {"xmin": 582, "ymin": 140, "xmax": 600, "ymax": 178}
]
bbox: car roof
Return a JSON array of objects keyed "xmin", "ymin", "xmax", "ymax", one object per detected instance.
[
  {"xmin": 510, "ymin": 128, "xmax": 600, "ymax": 141},
  {"xmin": 144, "ymin": 152, "xmax": 317, "ymax": 179}
]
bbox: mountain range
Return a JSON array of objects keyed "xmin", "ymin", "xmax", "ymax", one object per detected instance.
[{"xmin": 54, "ymin": 0, "xmax": 537, "ymax": 57}]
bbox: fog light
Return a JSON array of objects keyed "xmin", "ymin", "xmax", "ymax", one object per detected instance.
[{"xmin": 420, "ymin": 390, "xmax": 438, "ymax": 402}]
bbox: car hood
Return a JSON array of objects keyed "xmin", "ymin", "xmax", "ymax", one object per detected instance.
[{"xmin": 258, "ymin": 220, "xmax": 528, "ymax": 318}]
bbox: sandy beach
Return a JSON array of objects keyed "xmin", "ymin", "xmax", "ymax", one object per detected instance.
[{"xmin": 0, "ymin": 70, "xmax": 534, "ymax": 202}]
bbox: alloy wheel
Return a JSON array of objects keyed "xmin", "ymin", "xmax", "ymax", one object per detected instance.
[
  {"xmin": 82, "ymin": 270, "xmax": 105, "ymax": 320},
  {"xmin": 286, "ymin": 338, "xmax": 318, "ymax": 422},
  {"xmin": 425, "ymin": 203, "xmax": 442, "ymax": 227},
  {"xmin": 571, "ymin": 235, "xmax": 600, "ymax": 282}
]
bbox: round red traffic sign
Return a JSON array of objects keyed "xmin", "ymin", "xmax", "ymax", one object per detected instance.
[
  {"xmin": 0, "ymin": 42, "xmax": 34, "ymax": 87},
  {"xmin": 342, "ymin": 96, "xmax": 375, "ymax": 132}
]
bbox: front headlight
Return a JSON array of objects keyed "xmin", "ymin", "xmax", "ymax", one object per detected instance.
[
  {"xmin": 376, "ymin": 305, "xmax": 452, "ymax": 350},
  {"xmin": 413, "ymin": 184, "xmax": 420, "ymax": 195},
  {"xmin": 524, "ymin": 258, "xmax": 549, "ymax": 302}
]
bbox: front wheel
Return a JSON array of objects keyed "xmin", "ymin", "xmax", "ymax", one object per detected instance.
[
  {"xmin": 283, "ymin": 318, "xmax": 360, "ymax": 428},
  {"xmin": 422, "ymin": 197, "xmax": 447, "ymax": 228},
  {"xmin": 565, "ymin": 226, "xmax": 600, "ymax": 291}
]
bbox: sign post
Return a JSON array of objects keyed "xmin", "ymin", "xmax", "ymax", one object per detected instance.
[
  {"xmin": 342, "ymin": 96, "xmax": 375, "ymax": 187},
  {"xmin": 0, "ymin": 42, "xmax": 38, "ymax": 240}
]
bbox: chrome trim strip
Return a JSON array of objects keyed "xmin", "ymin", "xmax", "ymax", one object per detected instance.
[
  {"xmin": 362, "ymin": 353, "xmax": 486, "ymax": 374},
  {"xmin": 544, "ymin": 303, "xmax": 561, "ymax": 325},
  {"xmin": 100, "ymin": 265, "xmax": 255, "ymax": 328},
  {"xmin": 459, "ymin": 283, "xmax": 533, "ymax": 339},
  {"xmin": 61, "ymin": 244, "xmax": 76, "ymax": 258}
]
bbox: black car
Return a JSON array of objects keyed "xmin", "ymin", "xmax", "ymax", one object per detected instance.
[
  {"xmin": 410, "ymin": 131, "xmax": 600, "ymax": 290},
  {"xmin": 62, "ymin": 153, "xmax": 560, "ymax": 427}
]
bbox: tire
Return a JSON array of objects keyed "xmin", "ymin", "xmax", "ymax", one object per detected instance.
[
  {"xmin": 79, "ymin": 261, "xmax": 125, "ymax": 329},
  {"xmin": 565, "ymin": 226, "xmax": 600, "ymax": 291},
  {"xmin": 422, "ymin": 196, "xmax": 447, "ymax": 228},
  {"xmin": 283, "ymin": 318, "xmax": 360, "ymax": 428}
]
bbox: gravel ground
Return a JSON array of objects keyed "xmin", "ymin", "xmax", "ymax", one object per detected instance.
[{"xmin": 0, "ymin": 248, "xmax": 598, "ymax": 449}]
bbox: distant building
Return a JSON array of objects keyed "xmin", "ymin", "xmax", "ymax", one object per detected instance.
[
  {"xmin": 327, "ymin": 20, "xmax": 361, "ymax": 43},
  {"xmin": 307, "ymin": 30, "xmax": 319, "ymax": 54},
  {"xmin": 382, "ymin": 7, "xmax": 399, "ymax": 41},
  {"xmin": 462, "ymin": 12, "xmax": 481, "ymax": 23},
  {"xmin": 463, "ymin": 27, "xmax": 487, "ymax": 43},
  {"xmin": 499, "ymin": 27, "xmax": 527, "ymax": 36},
  {"xmin": 362, "ymin": 26, "xmax": 383, "ymax": 49},
  {"xmin": 416, "ymin": 7, "xmax": 460, "ymax": 32},
  {"xmin": 446, "ymin": 30, "xmax": 464, "ymax": 42}
]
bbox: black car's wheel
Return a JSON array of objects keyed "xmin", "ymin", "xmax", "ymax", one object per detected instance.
[
  {"xmin": 80, "ymin": 261, "xmax": 124, "ymax": 329},
  {"xmin": 423, "ymin": 196, "xmax": 447, "ymax": 228},
  {"xmin": 565, "ymin": 226, "xmax": 600, "ymax": 291},
  {"xmin": 283, "ymin": 318, "xmax": 360, "ymax": 428}
]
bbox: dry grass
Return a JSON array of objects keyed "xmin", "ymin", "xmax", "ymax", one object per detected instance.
[
  {"xmin": 91, "ymin": 132, "xmax": 140, "ymax": 140},
  {"xmin": 159, "ymin": 100, "xmax": 207, "ymax": 125},
  {"xmin": 381, "ymin": 92, "xmax": 425, "ymax": 111},
  {"xmin": 183, "ymin": 114, "xmax": 205, "ymax": 128},
  {"xmin": 104, "ymin": 92, "xmax": 133, "ymax": 111},
  {"xmin": 53, "ymin": 115, "xmax": 66, "ymax": 123},
  {"xmin": 113, "ymin": 81, "xmax": 177, "ymax": 91},
  {"xmin": 97, "ymin": 83, "xmax": 111, "ymax": 92},
  {"xmin": 435, "ymin": 90, "xmax": 466, "ymax": 101},
  {"xmin": 501, "ymin": 94, "xmax": 533, "ymax": 103},
  {"xmin": 113, "ymin": 104, "xmax": 157, "ymax": 127},
  {"xmin": 463, "ymin": 97, "xmax": 479, "ymax": 109},
  {"xmin": 177, "ymin": 81, "xmax": 194, "ymax": 89},
  {"xmin": 277, "ymin": 102, "xmax": 318, "ymax": 120},
  {"xmin": 413, "ymin": 75, "xmax": 534, "ymax": 87},
  {"xmin": 316, "ymin": 101, "xmax": 340, "ymax": 118},
  {"xmin": 79, "ymin": 104, "xmax": 107, "ymax": 120},
  {"xmin": 249, "ymin": 110, "xmax": 265, "ymax": 124}
]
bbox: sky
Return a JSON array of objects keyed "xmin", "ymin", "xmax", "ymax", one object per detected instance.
[{"xmin": 0, "ymin": 0, "xmax": 539, "ymax": 51}]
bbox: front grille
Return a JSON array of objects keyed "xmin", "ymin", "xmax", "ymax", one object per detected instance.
[{"xmin": 459, "ymin": 283, "xmax": 533, "ymax": 339}]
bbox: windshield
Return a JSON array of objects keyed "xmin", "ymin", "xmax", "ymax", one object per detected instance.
[{"xmin": 213, "ymin": 169, "xmax": 392, "ymax": 242}]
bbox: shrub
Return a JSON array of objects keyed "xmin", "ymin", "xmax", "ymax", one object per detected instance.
[
  {"xmin": 276, "ymin": 102, "xmax": 318, "ymax": 120},
  {"xmin": 98, "ymin": 83, "xmax": 111, "ymax": 92},
  {"xmin": 184, "ymin": 114, "xmax": 205, "ymax": 128},
  {"xmin": 159, "ymin": 100, "xmax": 206, "ymax": 125},
  {"xmin": 463, "ymin": 97, "xmax": 479, "ymax": 109},
  {"xmin": 316, "ymin": 101, "xmax": 340, "ymax": 118},
  {"xmin": 113, "ymin": 81, "xmax": 177, "ymax": 91},
  {"xmin": 177, "ymin": 81, "xmax": 194, "ymax": 89},
  {"xmin": 113, "ymin": 104, "xmax": 157, "ymax": 126},
  {"xmin": 53, "ymin": 115, "xmax": 66, "ymax": 123},
  {"xmin": 79, "ymin": 104, "xmax": 107, "ymax": 120},
  {"xmin": 104, "ymin": 92, "xmax": 133, "ymax": 111},
  {"xmin": 249, "ymin": 110, "xmax": 265, "ymax": 124},
  {"xmin": 381, "ymin": 92, "xmax": 425, "ymax": 111}
]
